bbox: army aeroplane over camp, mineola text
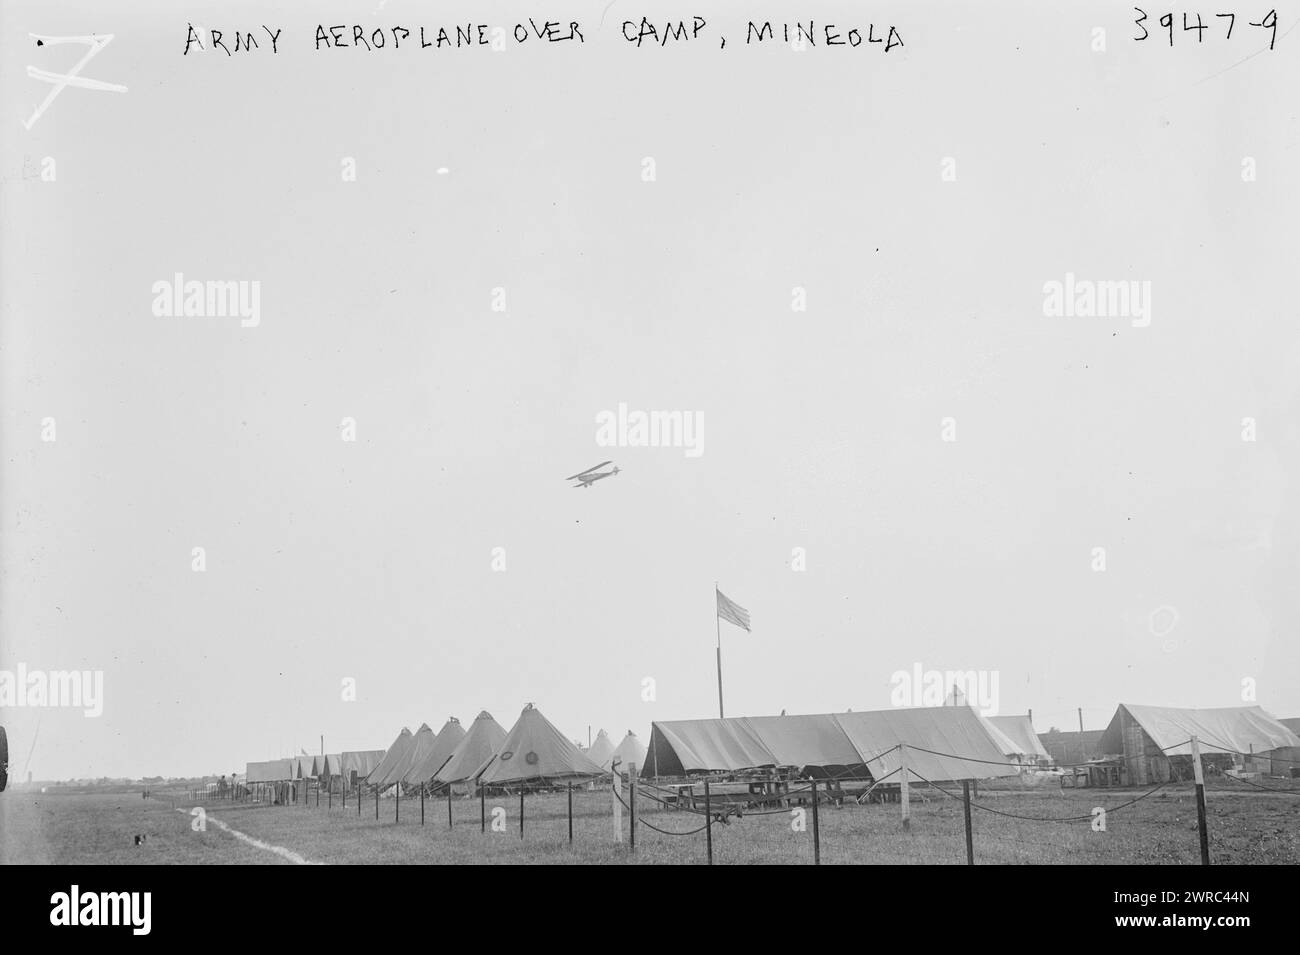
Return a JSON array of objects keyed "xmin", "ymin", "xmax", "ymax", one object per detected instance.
[{"xmin": 566, "ymin": 461, "xmax": 620, "ymax": 488}]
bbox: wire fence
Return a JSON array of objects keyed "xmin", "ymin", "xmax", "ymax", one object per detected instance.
[{"xmin": 184, "ymin": 738, "xmax": 1300, "ymax": 865}]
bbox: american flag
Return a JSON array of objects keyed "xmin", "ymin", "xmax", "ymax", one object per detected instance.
[{"xmin": 716, "ymin": 588, "xmax": 751, "ymax": 632}]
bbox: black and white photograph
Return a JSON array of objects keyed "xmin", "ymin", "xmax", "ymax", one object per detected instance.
[{"xmin": 0, "ymin": 0, "xmax": 1296, "ymax": 924}]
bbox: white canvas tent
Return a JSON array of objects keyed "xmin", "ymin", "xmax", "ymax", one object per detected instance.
[
  {"xmin": 476, "ymin": 704, "xmax": 604, "ymax": 786},
  {"xmin": 611, "ymin": 730, "xmax": 647, "ymax": 773},
  {"xmin": 1098, "ymin": 703, "xmax": 1300, "ymax": 784},
  {"xmin": 377, "ymin": 723, "xmax": 433, "ymax": 787},
  {"xmin": 642, "ymin": 707, "xmax": 1021, "ymax": 783},
  {"xmin": 366, "ymin": 728, "xmax": 416, "ymax": 789},
  {"xmin": 435, "ymin": 711, "xmax": 508, "ymax": 786},
  {"xmin": 246, "ymin": 759, "xmax": 294, "ymax": 783},
  {"xmin": 339, "ymin": 750, "xmax": 384, "ymax": 786},
  {"xmin": 987, "ymin": 715, "xmax": 1051, "ymax": 763},
  {"xmin": 404, "ymin": 717, "xmax": 468, "ymax": 785},
  {"xmin": 586, "ymin": 729, "xmax": 616, "ymax": 770}
]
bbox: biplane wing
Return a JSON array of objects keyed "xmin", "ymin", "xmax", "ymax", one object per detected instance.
[{"xmin": 565, "ymin": 461, "xmax": 612, "ymax": 481}]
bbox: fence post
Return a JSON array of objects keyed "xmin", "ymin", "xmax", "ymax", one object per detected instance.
[
  {"xmin": 811, "ymin": 778, "xmax": 821, "ymax": 865},
  {"xmin": 962, "ymin": 780, "xmax": 974, "ymax": 865},
  {"xmin": 704, "ymin": 779, "xmax": 714, "ymax": 865},
  {"xmin": 629, "ymin": 764, "xmax": 637, "ymax": 852},
  {"xmin": 568, "ymin": 782, "xmax": 574, "ymax": 843},
  {"xmin": 480, "ymin": 784, "xmax": 486, "ymax": 833},
  {"xmin": 1191, "ymin": 736, "xmax": 1210, "ymax": 865},
  {"xmin": 420, "ymin": 785, "xmax": 425, "ymax": 826},
  {"xmin": 899, "ymin": 744, "xmax": 910, "ymax": 830},
  {"xmin": 612, "ymin": 765, "xmax": 623, "ymax": 843}
]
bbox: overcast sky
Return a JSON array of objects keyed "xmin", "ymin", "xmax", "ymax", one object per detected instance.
[{"xmin": 2, "ymin": 0, "xmax": 1298, "ymax": 781}]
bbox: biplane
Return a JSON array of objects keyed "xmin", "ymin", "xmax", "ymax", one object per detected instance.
[{"xmin": 566, "ymin": 461, "xmax": 620, "ymax": 488}]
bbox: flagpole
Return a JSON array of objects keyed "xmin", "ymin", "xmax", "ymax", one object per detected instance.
[{"xmin": 715, "ymin": 581, "xmax": 724, "ymax": 719}]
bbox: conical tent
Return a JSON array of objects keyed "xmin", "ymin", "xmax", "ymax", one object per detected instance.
[
  {"xmin": 476, "ymin": 704, "xmax": 604, "ymax": 785},
  {"xmin": 611, "ymin": 730, "xmax": 647, "ymax": 773},
  {"xmin": 367, "ymin": 727, "xmax": 416, "ymax": 788},
  {"xmin": 435, "ymin": 711, "xmax": 508, "ymax": 785},
  {"xmin": 404, "ymin": 717, "xmax": 467, "ymax": 784},
  {"xmin": 586, "ymin": 729, "xmax": 616, "ymax": 770},
  {"xmin": 387, "ymin": 723, "xmax": 434, "ymax": 785}
]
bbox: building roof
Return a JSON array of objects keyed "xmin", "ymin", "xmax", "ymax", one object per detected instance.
[{"xmin": 1037, "ymin": 729, "xmax": 1105, "ymax": 764}]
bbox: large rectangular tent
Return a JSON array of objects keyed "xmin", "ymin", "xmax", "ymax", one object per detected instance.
[
  {"xmin": 642, "ymin": 706, "xmax": 1021, "ymax": 783},
  {"xmin": 1097, "ymin": 703, "xmax": 1300, "ymax": 785},
  {"xmin": 339, "ymin": 750, "xmax": 385, "ymax": 788},
  {"xmin": 246, "ymin": 759, "xmax": 294, "ymax": 783},
  {"xmin": 245, "ymin": 759, "xmax": 295, "ymax": 804}
]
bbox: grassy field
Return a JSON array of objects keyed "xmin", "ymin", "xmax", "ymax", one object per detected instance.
[{"xmin": 3, "ymin": 780, "xmax": 1297, "ymax": 864}]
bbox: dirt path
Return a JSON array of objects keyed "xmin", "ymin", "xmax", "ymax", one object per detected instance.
[{"xmin": 177, "ymin": 808, "xmax": 322, "ymax": 864}]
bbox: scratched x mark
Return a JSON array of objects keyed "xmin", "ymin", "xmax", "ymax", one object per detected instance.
[{"xmin": 24, "ymin": 33, "xmax": 128, "ymax": 130}]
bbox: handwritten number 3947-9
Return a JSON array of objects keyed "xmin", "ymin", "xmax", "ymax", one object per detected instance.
[{"xmin": 1133, "ymin": 9, "xmax": 1277, "ymax": 49}]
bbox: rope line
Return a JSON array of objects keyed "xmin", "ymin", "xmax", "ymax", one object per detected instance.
[
  {"xmin": 1186, "ymin": 732, "xmax": 1300, "ymax": 768},
  {"xmin": 610, "ymin": 786, "xmax": 713, "ymax": 835},
  {"xmin": 906, "ymin": 768, "xmax": 1175, "ymax": 822},
  {"xmin": 1219, "ymin": 772, "xmax": 1300, "ymax": 796}
]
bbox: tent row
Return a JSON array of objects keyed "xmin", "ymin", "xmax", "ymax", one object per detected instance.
[
  {"xmin": 247, "ymin": 702, "xmax": 1300, "ymax": 794},
  {"xmin": 365, "ymin": 708, "xmax": 644, "ymax": 787},
  {"xmin": 641, "ymin": 703, "xmax": 1299, "ymax": 785},
  {"xmin": 246, "ymin": 705, "xmax": 621, "ymax": 795},
  {"xmin": 582, "ymin": 729, "xmax": 647, "ymax": 773}
]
